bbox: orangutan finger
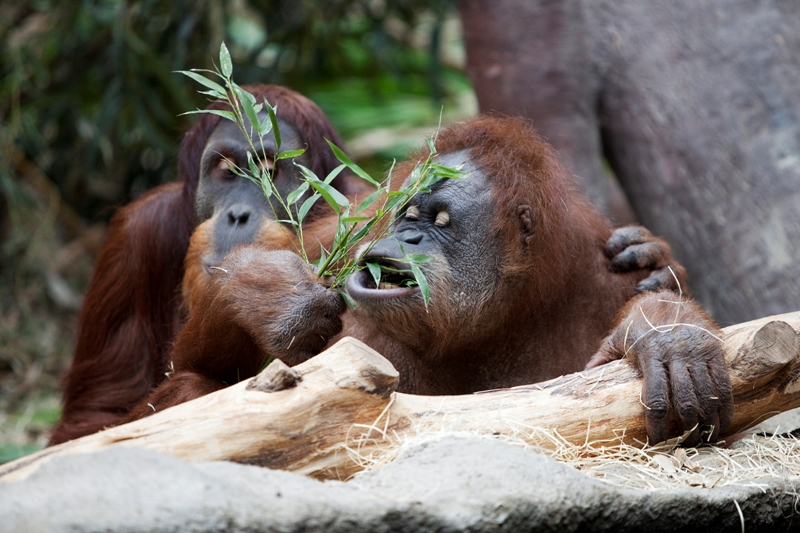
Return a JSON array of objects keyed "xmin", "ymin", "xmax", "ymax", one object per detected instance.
[
  {"xmin": 609, "ymin": 242, "xmax": 667, "ymax": 273},
  {"xmin": 584, "ymin": 350, "xmax": 618, "ymax": 369},
  {"xmin": 604, "ymin": 226, "xmax": 650, "ymax": 258},
  {"xmin": 641, "ymin": 357, "xmax": 671, "ymax": 445},
  {"xmin": 634, "ymin": 268, "xmax": 673, "ymax": 293},
  {"xmin": 668, "ymin": 357, "xmax": 701, "ymax": 447},
  {"xmin": 688, "ymin": 361, "xmax": 721, "ymax": 442}
]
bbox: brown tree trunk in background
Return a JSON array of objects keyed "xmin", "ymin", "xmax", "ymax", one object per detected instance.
[
  {"xmin": 457, "ymin": 0, "xmax": 635, "ymax": 225},
  {"xmin": 458, "ymin": 0, "xmax": 800, "ymax": 325},
  {"xmin": 0, "ymin": 189, "xmax": 7, "ymax": 255}
]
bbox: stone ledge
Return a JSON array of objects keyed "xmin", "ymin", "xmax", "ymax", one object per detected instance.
[{"xmin": 1, "ymin": 436, "xmax": 797, "ymax": 532}]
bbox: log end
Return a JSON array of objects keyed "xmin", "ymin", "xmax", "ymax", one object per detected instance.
[
  {"xmin": 728, "ymin": 321, "xmax": 800, "ymax": 383},
  {"xmin": 247, "ymin": 359, "xmax": 302, "ymax": 392},
  {"xmin": 320, "ymin": 337, "xmax": 400, "ymax": 398}
]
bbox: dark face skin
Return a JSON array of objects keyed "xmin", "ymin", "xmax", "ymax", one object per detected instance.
[
  {"xmin": 346, "ymin": 150, "xmax": 501, "ymax": 346},
  {"xmin": 194, "ymin": 114, "xmax": 312, "ymax": 266}
]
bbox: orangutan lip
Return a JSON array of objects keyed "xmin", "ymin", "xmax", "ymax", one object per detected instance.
[{"xmin": 345, "ymin": 266, "xmax": 419, "ymax": 301}]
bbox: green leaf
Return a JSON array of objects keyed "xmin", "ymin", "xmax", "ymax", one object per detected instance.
[
  {"xmin": 411, "ymin": 263, "xmax": 430, "ymax": 308},
  {"xmin": 325, "ymin": 139, "xmax": 379, "ymax": 186},
  {"xmin": 226, "ymin": 161, "xmax": 248, "ymax": 177},
  {"xmin": 277, "ymin": 219, "xmax": 300, "ymax": 226},
  {"xmin": 406, "ymin": 253, "xmax": 433, "ymax": 264},
  {"xmin": 381, "ymin": 159, "xmax": 397, "ymax": 188},
  {"xmin": 296, "ymin": 163, "xmax": 320, "ymax": 182},
  {"xmin": 234, "ymin": 85, "xmax": 260, "ymax": 133},
  {"xmin": 286, "ymin": 182, "xmax": 309, "ymax": 206},
  {"xmin": 188, "ymin": 68, "xmax": 221, "ymax": 75},
  {"xmin": 247, "ymin": 152, "xmax": 259, "ymax": 177},
  {"xmin": 429, "ymin": 163, "xmax": 465, "ymax": 180},
  {"xmin": 356, "ymin": 188, "xmax": 383, "ymax": 213},
  {"xmin": 220, "ymin": 42, "xmax": 233, "ymax": 77},
  {"xmin": 178, "ymin": 70, "xmax": 227, "ymax": 97},
  {"xmin": 324, "ymin": 163, "xmax": 347, "ymax": 184},
  {"xmin": 198, "ymin": 89, "xmax": 224, "ymax": 99},
  {"xmin": 427, "ymin": 136, "xmax": 437, "ymax": 155},
  {"xmin": 178, "ymin": 109, "xmax": 236, "ymax": 122},
  {"xmin": 268, "ymin": 104, "xmax": 281, "ymax": 150},
  {"xmin": 383, "ymin": 194, "xmax": 406, "ymax": 213},
  {"xmin": 308, "ymin": 179, "xmax": 349, "ymax": 213},
  {"xmin": 371, "ymin": 265, "xmax": 408, "ymax": 274},
  {"xmin": 340, "ymin": 289, "xmax": 358, "ymax": 310},
  {"xmin": 261, "ymin": 173, "xmax": 273, "ymax": 198},
  {"xmin": 407, "ymin": 163, "xmax": 422, "ymax": 186},
  {"xmin": 298, "ymin": 194, "xmax": 320, "ymax": 222},
  {"xmin": 420, "ymin": 166, "xmax": 459, "ymax": 190},
  {"xmin": 317, "ymin": 246, "xmax": 328, "ymax": 269},
  {"xmin": 333, "ymin": 210, "xmax": 349, "ymax": 242},
  {"xmin": 276, "ymin": 148, "xmax": 306, "ymax": 161},
  {"xmin": 241, "ymin": 87, "xmax": 257, "ymax": 105},
  {"xmin": 365, "ymin": 262, "xmax": 382, "ymax": 288},
  {"xmin": 259, "ymin": 113, "xmax": 273, "ymax": 136},
  {"xmin": 341, "ymin": 216, "xmax": 368, "ymax": 223},
  {"xmin": 349, "ymin": 218, "xmax": 377, "ymax": 244}
]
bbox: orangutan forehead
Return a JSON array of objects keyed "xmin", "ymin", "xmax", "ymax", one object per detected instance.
[
  {"xmin": 400, "ymin": 149, "xmax": 479, "ymax": 190},
  {"xmin": 205, "ymin": 113, "xmax": 301, "ymax": 153},
  {"xmin": 403, "ymin": 159, "xmax": 491, "ymax": 211},
  {"xmin": 433, "ymin": 149, "xmax": 473, "ymax": 170}
]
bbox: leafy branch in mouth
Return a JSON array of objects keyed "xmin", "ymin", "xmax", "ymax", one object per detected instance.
[{"xmin": 179, "ymin": 42, "xmax": 465, "ymax": 308}]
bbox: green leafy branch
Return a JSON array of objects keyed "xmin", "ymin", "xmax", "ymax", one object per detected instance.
[{"xmin": 179, "ymin": 42, "xmax": 465, "ymax": 307}]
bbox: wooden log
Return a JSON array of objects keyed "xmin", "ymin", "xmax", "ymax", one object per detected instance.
[{"xmin": 2, "ymin": 312, "xmax": 799, "ymax": 483}]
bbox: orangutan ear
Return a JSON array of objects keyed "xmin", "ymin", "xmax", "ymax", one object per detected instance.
[{"xmin": 517, "ymin": 204, "xmax": 535, "ymax": 245}]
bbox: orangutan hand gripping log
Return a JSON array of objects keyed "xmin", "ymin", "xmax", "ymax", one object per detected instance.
[{"xmin": 124, "ymin": 115, "xmax": 726, "ymax": 446}]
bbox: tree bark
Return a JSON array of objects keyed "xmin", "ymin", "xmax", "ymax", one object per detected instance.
[
  {"xmin": 457, "ymin": 0, "xmax": 633, "ymax": 224},
  {"xmin": 457, "ymin": 0, "xmax": 800, "ymax": 324},
  {"xmin": 1, "ymin": 312, "xmax": 798, "ymax": 483}
]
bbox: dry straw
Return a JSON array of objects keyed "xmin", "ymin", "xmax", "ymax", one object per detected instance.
[
  {"xmin": 341, "ymin": 399, "xmax": 800, "ymax": 495},
  {"xmin": 341, "ymin": 268, "xmax": 800, "ymax": 494}
]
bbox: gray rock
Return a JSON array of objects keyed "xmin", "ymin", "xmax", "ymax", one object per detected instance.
[{"xmin": 1, "ymin": 437, "xmax": 796, "ymax": 532}]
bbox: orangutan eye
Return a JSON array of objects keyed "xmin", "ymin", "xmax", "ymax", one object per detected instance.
[
  {"xmin": 258, "ymin": 157, "xmax": 274, "ymax": 171},
  {"xmin": 215, "ymin": 157, "xmax": 238, "ymax": 181},
  {"xmin": 435, "ymin": 210, "xmax": 450, "ymax": 227},
  {"xmin": 405, "ymin": 205, "xmax": 420, "ymax": 220}
]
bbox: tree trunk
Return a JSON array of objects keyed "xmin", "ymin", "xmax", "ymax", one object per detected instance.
[{"xmin": 457, "ymin": 0, "xmax": 800, "ymax": 324}]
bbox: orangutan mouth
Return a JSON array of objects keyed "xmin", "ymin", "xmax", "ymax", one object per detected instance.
[{"xmin": 345, "ymin": 258, "xmax": 419, "ymax": 300}]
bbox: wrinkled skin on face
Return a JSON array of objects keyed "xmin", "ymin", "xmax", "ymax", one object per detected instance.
[
  {"xmin": 181, "ymin": 115, "xmax": 322, "ymax": 314},
  {"xmin": 194, "ymin": 115, "xmax": 312, "ymax": 269},
  {"xmin": 346, "ymin": 151, "xmax": 504, "ymax": 351}
]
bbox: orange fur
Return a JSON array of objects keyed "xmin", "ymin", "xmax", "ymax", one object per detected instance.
[{"xmin": 51, "ymin": 86, "xmax": 361, "ymax": 444}]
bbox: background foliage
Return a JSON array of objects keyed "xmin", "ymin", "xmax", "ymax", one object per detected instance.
[{"xmin": 0, "ymin": 0, "xmax": 473, "ymax": 461}]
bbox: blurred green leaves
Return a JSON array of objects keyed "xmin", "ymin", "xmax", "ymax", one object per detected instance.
[{"xmin": 0, "ymin": 0, "xmax": 462, "ymax": 220}]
